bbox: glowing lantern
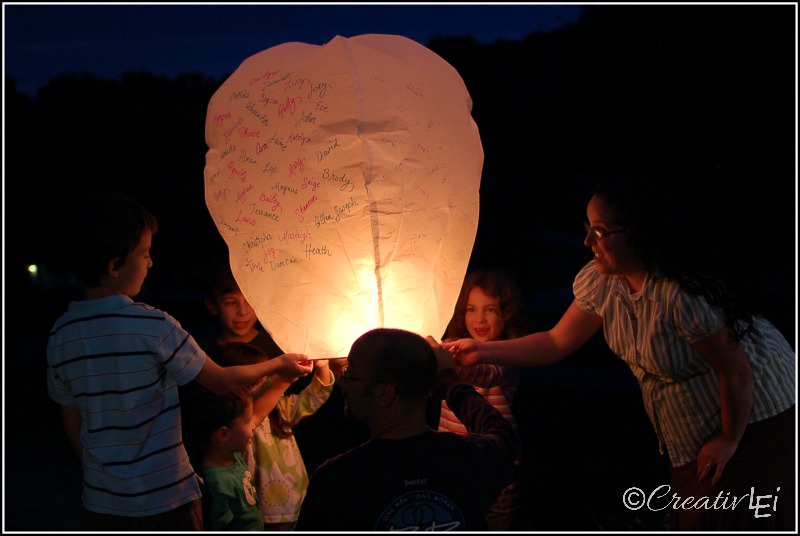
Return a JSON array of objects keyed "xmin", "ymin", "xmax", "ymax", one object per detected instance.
[{"xmin": 204, "ymin": 34, "xmax": 482, "ymax": 357}]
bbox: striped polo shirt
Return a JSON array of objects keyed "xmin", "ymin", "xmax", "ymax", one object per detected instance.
[
  {"xmin": 47, "ymin": 295, "xmax": 206, "ymax": 516},
  {"xmin": 573, "ymin": 260, "xmax": 796, "ymax": 466}
]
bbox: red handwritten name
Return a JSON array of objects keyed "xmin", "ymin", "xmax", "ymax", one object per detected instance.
[{"xmin": 295, "ymin": 195, "xmax": 319, "ymax": 222}]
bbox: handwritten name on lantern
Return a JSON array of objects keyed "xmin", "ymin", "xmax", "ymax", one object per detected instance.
[{"xmin": 205, "ymin": 35, "xmax": 483, "ymax": 357}]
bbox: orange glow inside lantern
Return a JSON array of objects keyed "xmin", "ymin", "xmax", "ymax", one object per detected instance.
[{"xmin": 204, "ymin": 34, "xmax": 483, "ymax": 357}]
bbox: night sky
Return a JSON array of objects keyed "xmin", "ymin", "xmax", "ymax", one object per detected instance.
[{"xmin": 4, "ymin": 3, "xmax": 583, "ymax": 96}]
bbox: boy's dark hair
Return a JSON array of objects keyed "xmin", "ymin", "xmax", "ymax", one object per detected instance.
[
  {"xmin": 68, "ymin": 190, "xmax": 158, "ymax": 287},
  {"xmin": 349, "ymin": 328, "xmax": 437, "ymax": 397},
  {"xmin": 207, "ymin": 258, "xmax": 240, "ymax": 301},
  {"xmin": 182, "ymin": 383, "xmax": 250, "ymax": 449},
  {"xmin": 218, "ymin": 342, "xmax": 294, "ymax": 439}
]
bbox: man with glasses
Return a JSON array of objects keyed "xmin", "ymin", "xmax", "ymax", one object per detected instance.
[{"xmin": 295, "ymin": 328, "xmax": 517, "ymax": 531}]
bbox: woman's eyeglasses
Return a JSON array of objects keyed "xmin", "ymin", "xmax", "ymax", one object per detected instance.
[{"xmin": 583, "ymin": 221, "xmax": 626, "ymax": 240}]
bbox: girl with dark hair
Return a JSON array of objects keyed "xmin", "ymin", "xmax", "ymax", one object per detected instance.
[{"xmin": 439, "ymin": 269, "xmax": 529, "ymax": 531}]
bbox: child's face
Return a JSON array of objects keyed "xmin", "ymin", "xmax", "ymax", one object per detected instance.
[
  {"xmin": 228, "ymin": 397, "xmax": 255, "ymax": 453},
  {"xmin": 115, "ymin": 229, "xmax": 153, "ymax": 297},
  {"xmin": 464, "ymin": 286, "xmax": 504, "ymax": 342},
  {"xmin": 211, "ymin": 290, "xmax": 258, "ymax": 343}
]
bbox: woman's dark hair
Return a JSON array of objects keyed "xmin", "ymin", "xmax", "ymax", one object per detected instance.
[
  {"xmin": 217, "ymin": 342, "xmax": 294, "ymax": 439},
  {"xmin": 445, "ymin": 269, "xmax": 529, "ymax": 341},
  {"xmin": 69, "ymin": 190, "xmax": 158, "ymax": 287},
  {"xmin": 593, "ymin": 175, "xmax": 754, "ymax": 340}
]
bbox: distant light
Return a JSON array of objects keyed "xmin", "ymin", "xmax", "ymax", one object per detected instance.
[{"xmin": 27, "ymin": 264, "xmax": 38, "ymax": 276}]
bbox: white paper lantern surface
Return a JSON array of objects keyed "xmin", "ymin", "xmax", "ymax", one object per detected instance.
[{"xmin": 204, "ymin": 34, "xmax": 482, "ymax": 357}]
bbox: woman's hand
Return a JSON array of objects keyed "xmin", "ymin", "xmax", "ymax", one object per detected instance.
[
  {"xmin": 695, "ymin": 435, "xmax": 739, "ymax": 485},
  {"xmin": 440, "ymin": 338, "xmax": 482, "ymax": 366},
  {"xmin": 692, "ymin": 326, "xmax": 753, "ymax": 487}
]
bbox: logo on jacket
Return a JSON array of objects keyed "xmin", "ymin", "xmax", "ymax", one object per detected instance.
[{"xmin": 376, "ymin": 490, "xmax": 464, "ymax": 531}]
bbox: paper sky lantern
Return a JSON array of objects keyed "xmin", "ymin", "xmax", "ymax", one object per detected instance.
[{"xmin": 204, "ymin": 34, "xmax": 482, "ymax": 357}]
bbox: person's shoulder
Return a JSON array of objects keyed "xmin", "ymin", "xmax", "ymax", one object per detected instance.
[
  {"xmin": 126, "ymin": 301, "xmax": 194, "ymax": 334},
  {"xmin": 647, "ymin": 275, "xmax": 687, "ymax": 307},
  {"xmin": 573, "ymin": 259, "xmax": 615, "ymax": 295},
  {"xmin": 50, "ymin": 295, "xmax": 135, "ymax": 331},
  {"xmin": 311, "ymin": 442, "xmax": 369, "ymax": 476},
  {"xmin": 78, "ymin": 294, "xmax": 167, "ymax": 318},
  {"xmin": 648, "ymin": 273, "xmax": 679, "ymax": 290},
  {"xmin": 128, "ymin": 299, "xmax": 173, "ymax": 317},
  {"xmin": 575, "ymin": 259, "xmax": 600, "ymax": 280},
  {"xmin": 49, "ymin": 303, "xmax": 80, "ymax": 330},
  {"xmin": 118, "ymin": 299, "xmax": 197, "ymax": 341}
]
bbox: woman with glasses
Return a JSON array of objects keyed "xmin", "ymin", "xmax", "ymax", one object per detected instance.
[{"xmin": 443, "ymin": 175, "xmax": 795, "ymax": 531}]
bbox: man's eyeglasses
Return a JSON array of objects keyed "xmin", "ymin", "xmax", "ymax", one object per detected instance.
[
  {"xmin": 340, "ymin": 364, "xmax": 368, "ymax": 384},
  {"xmin": 583, "ymin": 221, "xmax": 626, "ymax": 240},
  {"xmin": 339, "ymin": 365, "xmax": 405, "ymax": 395}
]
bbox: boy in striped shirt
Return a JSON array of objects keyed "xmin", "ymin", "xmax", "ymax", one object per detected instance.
[{"xmin": 46, "ymin": 191, "xmax": 311, "ymax": 531}]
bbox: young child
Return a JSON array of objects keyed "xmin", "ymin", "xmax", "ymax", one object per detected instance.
[
  {"xmin": 197, "ymin": 259, "xmax": 367, "ymax": 488},
  {"xmin": 216, "ymin": 342, "xmax": 334, "ymax": 531},
  {"xmin": 188, "ymin": 388, "xmax": 262, "ymax": 530},
  {"xmin": 438, "ymin": 269, "xmax": 529, "ymax": 530},
  {"xmin": 184, "ymin": 378, "xmax": 288, "ymax": 531},
  {"xmin": 46, "ymin": 191, "xmax": 312, "ymax": 531},
  {"xmin": 201, "ymin": 258, "xmax": 285, "ymax": 361}
]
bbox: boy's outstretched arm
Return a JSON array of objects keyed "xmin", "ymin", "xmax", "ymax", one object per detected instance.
[{"xmin": 195, "ymin": 353, "xmax": 312, "ymax": 395}]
